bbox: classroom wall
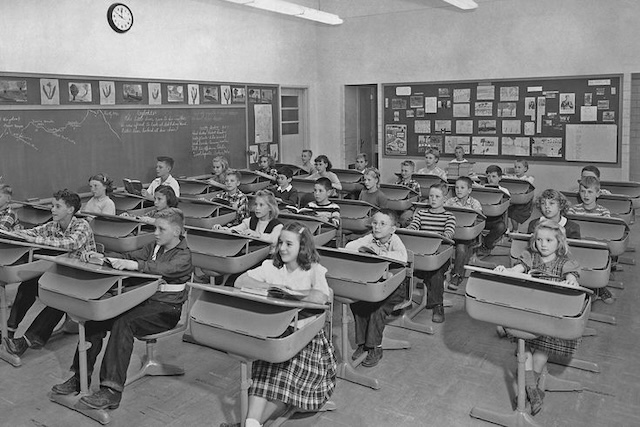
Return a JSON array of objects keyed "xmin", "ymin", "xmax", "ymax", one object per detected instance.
[{"xmin": 315, "ymin": 0, "xmax": 640, "ymax": 192}]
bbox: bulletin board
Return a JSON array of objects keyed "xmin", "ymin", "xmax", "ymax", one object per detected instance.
[
  {"xmin": 382, "ymin": 75, "xmax": 621, "ymax": 164},
  {"xmin": 0, "ymin": 72, "xmax": 280, "ymax": 199}
]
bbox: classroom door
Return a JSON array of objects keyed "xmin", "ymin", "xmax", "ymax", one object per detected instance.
[
  {"xmin": 280, "ymin": 88, "xmax": 309, "ymax": 165},
  {"xmin": 344, "ymin": 85, "xmax": 378, "ymax": 168}
]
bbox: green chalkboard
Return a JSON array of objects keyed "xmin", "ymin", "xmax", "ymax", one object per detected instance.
[{"xmin": 0, "ymin": 107, "xmax": 247, "ymax": 199}]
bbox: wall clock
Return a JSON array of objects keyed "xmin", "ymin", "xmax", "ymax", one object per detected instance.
[{"xmin": 107, "ymin": 3, "xmax": 133, "ymax": 33}]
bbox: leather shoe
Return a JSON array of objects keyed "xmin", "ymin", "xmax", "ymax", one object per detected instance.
[
  {"xmin": 351, "ymin": 344, "xmax": 366, "ymax": 361},
  {"xmin": 52, "ymin": 375, "xmax": 84, "ymax": 395},
  {"xmin": 432, "ymin": 305, "xmax": 445, "ymax": 323},
  {"xmin": 4, "ymin": 337, "xmax": 29, "ymax": 357},
  {"xmin": 80, "ymin": 387, "xmax": 122, "ymax": 410},
  {"xmin": 361, "ymin": 347, "xmax": 383, "ymax": 367}
]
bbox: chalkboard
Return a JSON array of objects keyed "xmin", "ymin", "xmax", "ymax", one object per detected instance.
[
  {"xmin": 0, "ymin": 107, "xmax": 246, "ymax": 199},
  {"xmin": 383, "ymin": 75, "xmax": 621, "ymax": 163}
]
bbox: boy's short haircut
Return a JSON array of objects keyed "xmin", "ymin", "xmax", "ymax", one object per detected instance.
[
  {"xmin": 302, "ymin": 149, "xmax": 313, "ymax": 157},
  {"xmin": 154, "ymin": 185, "xmax": 179, "ymax": 208},
  {"xmin": 429, "ymin": 182, "xmax": 449, "ymax": 195},
  {"xmin": 454, "ymin": 145, "xmax": 464, "ymax": 151},
  {"xmin": 400, "ymin": 160, "xmax": 415, "ymax": 170},
  {"xmin": 425, "ymin": 148, "xmax": 440, "ymax": 160},
  {"xmin": 456, "ymin": 176, "xmax": 474, "ymax": 188},
  {"xmin": 0, "ymin": 184, "xmax": 13, "ymax": 196},
  {"xmin": 277, "ymin": 166, "xmax": 293, "ymax": 179},
  {"xmin": 154, "ymin": 207, "xmax": 185, "ymax": 233},
  {"xmin": 356, "ymin": 153, "xmax": 368, "ymax": 162},
  {"xmin": 315, "ymin": 177, "xmax": 333, "ymax": 191},
  {"xmin": 486, "ymin": 165, "xmax": 503, "ymax": 176},
  {"xmin": 225, "ymin": 169, "xmax": 242, "ymax": 181},
  {"xmin": 157, "ymin": 156, "xmax": 175, "ymax": 169},
  {"xmin": 579, "ymin": 175, "xmax": 601, "ymax": 191},
  {"xmin": 581, "ymin": 165, "xmax": 601, "ymax": 178},
  {"xmin": 53, "ymin": 189, "xmax": 81, "ymax": 214},
  {"xmin": 376, "ymin": 208, "xmax": 399, "ymax": 225},
  {"xmin": 515, "ymin": 159, "xmax": 529, "ymax": 169}
]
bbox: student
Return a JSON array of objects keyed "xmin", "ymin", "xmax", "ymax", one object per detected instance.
[
  {"xmin": 576, "ymin": 165, "xmax": 611, "ymax": 195},
  {"xmin": 207, "ymin": 155, "xmax": 229, "ymax": 188},
  {"xmin": 214, "ymin": 170, "xmax": 249, "ymax": 226},
  {"xmin": 142, "ymin": 156, "xmax": 181, "ymax": 200},
  {"xmin": 305, "ymin": 178, "xmax": 340, "ymax": 227},
  {"xmin": 505, "ymin": 160, "xmax": 534, "ymax": 232},
  {"xmin": 300, "ymin": 149, "xmax": 314, "ymax": 174},
  {"xmin": 0, "ymin": 184, "xmax": 20, "ymax": 232},
  {"xmin": 345, "ymin": 209, "xmax": 408, "ymax": 367},
  {"xmin": 214, "ymin": 190, "xmax": 283, "ymax": 246},
  {"xmin": 395, "ymin": 160, "xmax": 421, "ymax": 228},
  {"xmin": 230, "ymin": 222, "xmax": 336, "ymax": 427},
  {"xmin": 567, "ymin": 176, "xmax": 612, "ymax": 217},
  {"xmin": 477, "ymin": 165, "xmax": 510, "ymax": 256},
  {"xmin": 494, "ymin": 220, "xmax": 581, "ymax": 416},
  {"xmin": 354, "ymin": 153, "xmax": 369, "ymax": 173},
  {"xmin": 133, "ymin": 185, "xmax": 179, "ymax": 225},
  {"xmin": 306, "ymin": 155, "xmax": 342, "ymax": 191},
  {"xmin": 4, "ymin": 189, "xmax": 96, "ymax": 349},
  {"xmin": 527, "ymin": 189, "xmax": 580, "ymax": 238},
  {"xmin": 257, "ymin": 154, "xmax": 278, "ymax": 179},
  {"xmin": 50, "ymin": 208, "xmax": 193, "ymax": 409},
  {"xmin": 406, "ymin": 182, "xmax": 456, "ymax": 323},
  {"xmin": 449, "ymin": 145, "xmax": 469, "ymax": 164},
  {"xmin": 416, "ymin": 148, "xmax": 447, "ymax": 181},
  {"xmin": 359, "ymin": 167, "xmax": 388, "ymax": 209},
  {"xmin": 273, "ymin": 166, "xmax": 299, "ymax": 207},
  {"xmin": 83, "ymin": 173, "xmax": 116, "ymax": 215},
  {"xmin": 444, "ymin": 176, "xmax": 482, "ymax": 290}
]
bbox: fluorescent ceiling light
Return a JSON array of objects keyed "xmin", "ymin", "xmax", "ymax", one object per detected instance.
[
  {"xmin": 442, "ymin": 0, "xmax": 478, "ymax": 10},
  {"xmin": 222, "ymin": 0, "xmax": 343, "ymax": 25}
]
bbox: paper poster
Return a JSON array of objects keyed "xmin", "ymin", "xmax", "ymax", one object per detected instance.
[
  {"xmin": 167, "ymin": 85, "xmax": 184, "ymax": 103},
  {"xmin": 536, "ymin": 97, "xmax": 546, "ymax": 134},
  {"xmin": 249, "ymin": 145, "xmax": 259, "ymax": 164},
  {"xmin": 531, "ymin": 137, "xmax": 562, "ymax": 158},
  {"xmin": 123, "ymin": 84, "xmax": 143, "ymax": 103},
  {"xmin": 232, "ymin": 87, "xmax": 246, "ymax": 104},
  {"xmin": 453, "ymin": 88, "xmax": 471, "ymax": 103},
  {"xmin": 406, "ymin": 110, "xmax": 415, "ymax": 118},
  {"xmin": 476, "ymin": 85, "xmax": 495, "ymax": 100},
  {"xmin": 40, "ymin": 79, "xmax": 59, "ymax": 105},
  {"xmin": 455, "ymin": 120, "xmax": 473, "ymax": 134},
  {"xmin": 392, "ymin": 98, "xmax": 407, "ymax": 109},
  {"xmin": 68, "ymin": 82, "xmax": 92, "ymax": 103},
  {"xmin": 414, "ymin": 120, "xmax": 431, "ymax": 134},
  {"xmin": 500, "ymin": 86, "xmax": 519, "ymax": 101},
  {"xmin": 434, "ymin": 120, "xmax": 452, "ymax": 134},
  {"xmin": 524, "ymin": 122, "xmax": 535, "ymax": 136},
  {"xmin": 559, "ymin": 93, "xmax": 575, "ymax": 114},
  {"xmin": 97, "ymin": 81, "xmax": 114, "ymax": 105},
  {"xmin": 269, "ymin": 143, "xmax": 279, "ymax": 161},
  {"xmin": 478, "ymin": 120, "xmax": 497, "ymax": 134},
  {"xmin": 418, "ymin": 135, "xmax": 443, "ymax": 153},
  {"xmin": 597, "ymin": 99, "xmax": 610, "ymax": 110},
  {"xmin": 0, "ymin": 80, "xmax": 27, "ymax": 103},
  {"xmin": 502, "ymin": 120, "xmax": 522, "ymax": 135},
  {"xmin": 425, "ymin": 97, "xmax": 438, "ymax": 113},
  {"xmin": 385, "ymin": 124, "xmax": 407, "ymax": 155},
  {"xmin": 188, "ymin": 84, "xmax": 200, "ymax": 105},
  {"xmin": 524, "ymin": 97, "xmax": 536, "ymax": 118},
  {"xmin": 584, "ymin": 93, "xmax": 593, "ymax": 106},
  {"xmin": 396, "ymin": 86, "xmax": 411, "ymax": 96},
  {"xmin": 580, "ymin": 106, "xmax": 597, "ymax": 122},
  {"xmin": 497, "ymin": 102, "xmax": 517, "ymax": 117},
  {"xmin": 475, "ymin": 102, "xmax": 493, "ymax": 116},
  {"xmin": 148, "ymin": 83, "xmax": 161, "ymax": 105},
  {"xmin": 410, "ymin": 95, "xmax": 424, "ymax": 108},
  {"xmin": 445, "ymin": 136, "xmax": 470, "ymax": 154},
  {"xmin": 254, "ymin": 104, "xmax": 273, "ymax": 143},
  {"xmin": 502, "ymin": 137, "xmax": 530, "ymax": 156},
  {"xmin": 453, "ymin": 103, "xmax": 470, "ymax": 117},
  {"xmin": 220, "ymin": 85, "xmax": 231, "ymax": 104},
  {"xmin": 438, "ymin": 88, "xmax": 450, "ymax": 97},
  {"xmin": 471, "ymin": 136, "xmax": 499, "ymax": 155},
  {"xmin": 603, "ymin": 111, "xmax": 615, "ymax": 122}
]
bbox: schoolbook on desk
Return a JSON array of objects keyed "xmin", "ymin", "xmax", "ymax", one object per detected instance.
[
  {"xmin": 283, "ymin": 206, "xmax": 313, "ymax": 214},
  {"xmin": 123, "ymin": 178, "xmax": 143, "ymax": 196}
]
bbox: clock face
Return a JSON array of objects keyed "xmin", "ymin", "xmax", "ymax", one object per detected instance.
[{"xmin": 108, "ymin": 3, "xmax": 133, "ymax": 33}]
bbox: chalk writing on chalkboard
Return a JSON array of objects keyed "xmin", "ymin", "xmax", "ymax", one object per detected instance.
[{"xmin": 121, "ymin": 110, "xmax": 188, "ymax": 134}]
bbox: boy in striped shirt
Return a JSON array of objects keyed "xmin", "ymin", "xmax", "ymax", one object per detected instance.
[
  {"xmin": 406, "ymin": 182, "xmax": 455, "ymax": 323},
  {"xmin": 567, "ymin": 176, "xmax": 612, "ymax": 217},
  {"xmin": 306, "ymin": 177, "xmax": 340, "ymax": 227}
]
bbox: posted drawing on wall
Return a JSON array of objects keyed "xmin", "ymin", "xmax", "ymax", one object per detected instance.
[
  {"xmin": 385, "ymin": 124, "xmax": 407, "ymax": 155},
  {"xmin": 254, "ymin": 104, "xmax": 273, "ymax": 143}
]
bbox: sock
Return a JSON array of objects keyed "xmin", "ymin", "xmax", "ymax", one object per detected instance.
[
  {"xmin": 525, "ymin": 370, "xmax": 536, "ymax": 387},
  {"xmin": 22, "ymin": 336, "xmax": 32, "ymax": 347},
  {"xmin": 245, "ymin": 419, "xmax": 262, "ymax": 427}
]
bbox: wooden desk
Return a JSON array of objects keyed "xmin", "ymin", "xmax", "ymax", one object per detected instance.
[
  {"xmin": 0, "ymin": 236, "xmax": 68, "ymax": 367},
  {"xmin": 188, "ymin": 283, "xmax": 329, "ymax": 425},
  {"xmin": 37, "ymin": 254, "xmax": 160, "ymax": 425},
  {"xmin": 317, "ymin": 247, "xmax": 410, "ymax": 390}
]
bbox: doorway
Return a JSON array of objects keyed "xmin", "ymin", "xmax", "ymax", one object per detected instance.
[
  {"xmin": 344, "ymin": 85, "xmax": 378, "ymax": 168},
  {"xmin": 280, "ymin": 87, "xmax": 309, "ymax": 165}
]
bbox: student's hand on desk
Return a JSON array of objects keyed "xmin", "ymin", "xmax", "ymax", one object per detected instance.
[
  {"xmin": 564, "ymin": 274, "xmax": 579, "ymax": 287},
  {"xmin": 241, "ymin": 229, "xmax": 260, "ymax": 238},
  {"xmin": 81, "ymin": 251, "xmax": 103, "ymax": 263},
  {"xmin": 109, "ymin": 259, "xmax": 139, "ymax": 271},
  {"xmin": 493, "ymin": 265, "xmax": 507, "ymax": 273},
  {"xmin": 14, "ymin": 230, "xmax": 35, "ymax": 242},
  {"xmin": 141, "ymin": 189, "xmax": 149, "ymax": 198},
  {"xmin": 212, "ymin": 224, "xmax": 226, "ymax": 230}
]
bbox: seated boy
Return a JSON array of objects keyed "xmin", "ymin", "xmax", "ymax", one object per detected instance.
[
  {"xmin": 143, "ymin": 156, "xmax": 181, "ymax": 200},
  {"xmin": 300, "ymin": 149, "xmax": 315, "ymax": 174},
  {"xmin": 477, "ymin": 165, "xmax": 510, "ymax": 256},
  {"xmin": 50, "ymin": 208, "xmax": 193, "ymax": 409},
  {"xmin": 345, "ymin": 209, "xmax": 408, "ymax": 367},
  {"xmin": 273, "ymin": 166, "xmax": 299, "ymax": 207},
  {"xmin": 305, "ymin": 177, "xmax": 340, "ymax": 227},
  {"xmin": 354, "ymin": 153, "xmax": 369, "ymax": 173},
  {"xmin": 0, "ymin": 184, "xmax": 20, "ymax": 232},
  {"xmin": 567, "ymin": 176, "xmax": 612, "ymax": 217},
  {"xmin": 444, "ymin": 176, "xmax": 482, "ymax": 289},
  {"xmin": 4, "ymin": 189, "xmax": 96, "ymax": 348},
  {"xmin": 416, "ymin": 148, "xmax": 447, "ymax": 181},
  {"xmin": 396, "ymin": 160, "xmax": 421, "ymax": 228},
  {"xmin": 405, "ymin": 182, "xmax": 456, "ymax": 323},
  {"xmin": 214, "ymin": 170, "xmax": 249, "ymax": 226},
  {"xmin": 577, "ymin": 165, "xmax": 611, "ymax": 195}
]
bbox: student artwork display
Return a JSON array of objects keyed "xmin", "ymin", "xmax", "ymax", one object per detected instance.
[
  {"xmin": 68, "ymin": 82, "xmax": 92, "ymax": 103},
  {"xmin": 100, "ymin": 81, "xmax": 116, "ymax": 105},
  {"xmin": 0, "ymin": 80, "xmax": 27, "ymax": 103},
  {"xmin": 40, "ymin": 79, "xmax": 59, "ymax": 105},
  {"xmin": 383, "ymin": 75, "xmax": 621, "ymax": 162}
]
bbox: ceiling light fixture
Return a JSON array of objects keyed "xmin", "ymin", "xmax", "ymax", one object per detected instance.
[
  {"xmin": 222, "ymin": 0, "xmax": 343, "ymax": 25},
  {"xmin": 442, "ymin": 0, "xmax": 478, "ymax": 10}
]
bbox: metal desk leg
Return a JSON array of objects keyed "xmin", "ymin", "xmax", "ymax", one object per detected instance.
[
  {"xmin": 49, "ymin": 319, "xmax": 111, "ymax": 425},
  {"xmin": 549, "ymin": 355, "xmax": 600, "ymax": 373},
  {"xmin": 588, "ymin": 312, "xmax": 616, "ymax": 325},
  {"xmin": 0, "ymin": 283, "xmax": 21, "ymax": 367},
  {"xmin": 539, "ymin": 367, "xmax": 582, "ymax": 392}
]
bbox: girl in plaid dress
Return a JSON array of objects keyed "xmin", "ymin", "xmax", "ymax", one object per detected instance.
[
  {"xmin": 230, "ymin": 222, "xmax": 336, "ymax": 427},
  {"xmin": 494, "ymin": 220, "xmax": 581, "ymax": 416}
]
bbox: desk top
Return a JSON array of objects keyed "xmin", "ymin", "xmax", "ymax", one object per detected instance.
[
  {"xmin": 35, "ymin": 254, "xmax": 160, "ymax": 280},
  {"xmin": 318, "ymin": 246, "xmax": 407, "ymax": 267},
  {"xmin": 185, "ymin": 226, "xmax": 266, "ymax": 243},
  {"xmin": 464, "ymin": 266, "xmax": 593, "ymax": 294},
  {"xmin": 0, "ymin": 234, "xmax": 71, "ymax": 253}
]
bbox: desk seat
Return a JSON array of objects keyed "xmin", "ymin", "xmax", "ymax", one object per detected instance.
[
  {"xmin": 565, "ymin": 214, "xmax": 630, "ymax": 257},
  {"xmin": 379, "ymin": 184, "xmax": 420, "ymax": 211},
  {"xmin": 89, "ymin": 213, "xmax": 155, "ymax": 252},
  {"xmin": 279, "ymin": 213, "xmax": 338, "ymax": 247},
  {"xmin": 500, "ymin": 178, "xmax": 535, "ymax": 205},
  {"xmin": 180, "ymin": 198, "xmax": 236, "ymax": 228},
  {"xmin": 330, "ymin": 199, "xmax": 376, "ymax": 234},
  {"xmin": 561, "ymin": 191, "xmax": 633, "ymax": 225}
]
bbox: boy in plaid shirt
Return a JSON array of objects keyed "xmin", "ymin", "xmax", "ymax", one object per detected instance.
[{"xmin": 0, "ymin": 184, "xmax": 20, "ymax": 232}]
